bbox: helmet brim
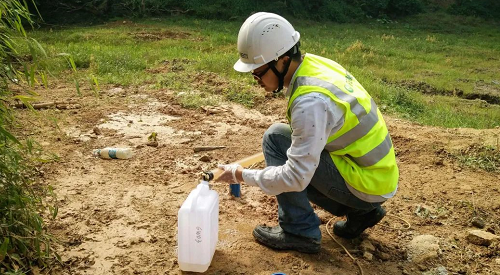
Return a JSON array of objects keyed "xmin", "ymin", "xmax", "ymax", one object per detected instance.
[{"xmin": 233, "ymin": 59, "xmax": 264, "ymax": 73}]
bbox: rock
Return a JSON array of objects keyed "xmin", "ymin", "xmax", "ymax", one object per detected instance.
[
  {"xmin": 377, "ymin": 251, "xmax": 391, "ymax": 261},
  {"xmin": 471, "ymin": 217, "xmax": 486, "ymax": 229},
  {"xmin": 129, "ymin": 237, "xmax": 145, "ymax": 245},
  {"xmin": 93, "ymin": 127, "xmax": 102, "ymax": 135},
  {"xmin": 495, "ymin": 258, "xmax": 500, "ymax": 265},
  {"xmin": 407, "ymin": 235, "xmax": 441, "ymax": 263},
  {"xmin": 146, "ymin": 140, "xmax": 159, "ymax": 147},
  {"xmin": 199, "ymin": 155, "xmax": 211, "ymax": 162},
  {"xmin": 108, "ymin": 87, "xmax": 124, "ymax": 96},
  {"xmin": 467, "ymin": 230, "xmax": 499, "ymax": 246},
  {"xmin": 363, "ymin": 251, "xmax": 373, "ymax": 261},
  {"xmin": 422, "ymin": 266, "xmax": 448, "ymax": 275},
  {"xmin": 360, "ymin": 239, "xmax": 376, "ymax": 253}
]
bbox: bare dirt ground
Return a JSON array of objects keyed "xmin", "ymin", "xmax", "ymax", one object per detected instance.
[{"xmin": 19, "ymin": 82, "xmax": 500, "ymax": 275}]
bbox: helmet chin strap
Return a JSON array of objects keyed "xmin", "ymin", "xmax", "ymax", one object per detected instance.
[{"xmin": 269, "ymin": 56, "xmax": 292, "ymax": 94}]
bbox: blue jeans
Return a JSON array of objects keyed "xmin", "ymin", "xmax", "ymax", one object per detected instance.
[{"xmin": 262, "ymin": 123, "xmax": 381, "ymax": 241}]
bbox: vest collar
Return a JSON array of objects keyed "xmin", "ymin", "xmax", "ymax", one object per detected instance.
[{"xmin": 285, "ymin": 53, "xmax": 307, "ymax": 98}]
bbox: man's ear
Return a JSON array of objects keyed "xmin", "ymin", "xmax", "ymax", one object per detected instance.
[{"xmin": 278, "ymin": 56, "xmax": 290, "ymax": 67}]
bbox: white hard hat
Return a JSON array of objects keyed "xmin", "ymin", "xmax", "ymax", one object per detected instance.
[{"xmin": 234, "ymin": 12, "xmax": 300, "ymax": 72}]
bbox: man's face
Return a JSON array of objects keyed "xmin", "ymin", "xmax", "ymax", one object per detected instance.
[{"xmin": 251, "ymin": 58, "xmax": 286, "ymax": 93}]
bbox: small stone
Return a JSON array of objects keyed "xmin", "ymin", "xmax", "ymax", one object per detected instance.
[
  {"xmin": 435, "ymin": 266, "xmax": 448, "ymax": 275},
  {"xmin": 495, "ymin": 258, "xmax": 500, "ymax": 265},
  {"xmin": 108, "ymin": 87, "xmax": 124, "ymax": 96},
  {"xmin": 434, "ymin": 158, "xmax": 444, "ymax": 166},
  {"xmin": 467, "ymin": 230, "xmax": 499, "ymax": 246},
  {"xmin": 93, "ymin": 127, "xmax": 102, "ymax": 135},
  {"xmin": 422, "ymin": 266, "xmax": 448, "ymax": 275},
  {"xmin": 199, "ymin": 155, "xmax": 211, "ymax": 162},
  {"xmin": 471, "ymin": 217, "xmax": 486, "ymax": 229},
  {"xmin": 377, "ymin": 252, "xmax": 391, "ymax": 261},
  {"xmin": 146, "ymin": 140, "xmax": 159, "ymax": 147},
  {"xmin": 360, "ymin": 239, "xmax": 376, "ymax": 253},
  {"xmin": 363, "ymin": 251, "xmax": 373, "ymax": 261},
  {"xmin": 407, "ymin": 235, "xmax": 441, "ymax": 263}
]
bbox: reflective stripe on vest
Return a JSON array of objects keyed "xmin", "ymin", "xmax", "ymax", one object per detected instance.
[
  {"xmin": 348, "ymin": 133, "xmax": 392, "ymax": 167},
  {"xmin": 291, "ymin": 76, "xmax": 392, "ymax": 167}
]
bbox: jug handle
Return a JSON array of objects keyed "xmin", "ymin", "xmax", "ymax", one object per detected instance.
[{"xmin": 190, "ymin": 181, "xmax": 209, "ymax": 210}]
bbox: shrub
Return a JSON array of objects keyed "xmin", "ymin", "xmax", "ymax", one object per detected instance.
[
  {"xmin": 448, "ymin": 0, "xmax": 500, "ymax": 19},
  {"xmin": 387, "ymin": 0, "xmax": 424, "ymax": 17},
  {"xmin": 31, "ymin": 0, "xmax": 428, "ymax": 24},
  {"xmin": 1, "ymin": 0, "xmax": 59, "ymax": 273}
]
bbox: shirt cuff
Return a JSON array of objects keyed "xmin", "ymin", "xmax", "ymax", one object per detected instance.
[{"xmin": 242, "ymin": 169, "xmax": 259, "ymax": 186}]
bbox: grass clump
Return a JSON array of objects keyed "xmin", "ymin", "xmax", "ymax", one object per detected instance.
[{"xmin": 455, "ymin": 144, "xmax": 500, "ymax": 173}]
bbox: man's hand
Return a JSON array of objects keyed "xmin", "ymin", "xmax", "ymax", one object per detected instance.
[{"xmin": 217, "ymin": 164, "xmax": 243, "ymax": 183}]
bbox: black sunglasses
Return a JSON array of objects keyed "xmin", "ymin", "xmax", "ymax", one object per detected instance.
[{"xmin": 251, "ymin": 65, "xmax": 271, "ymax": 81}]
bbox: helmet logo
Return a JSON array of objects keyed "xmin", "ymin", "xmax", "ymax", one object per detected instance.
[{"xmin": 240, "ymin": 52, "xmax": 248, "ymax": 59}]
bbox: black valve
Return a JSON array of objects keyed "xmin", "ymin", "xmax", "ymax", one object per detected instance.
[{"xmin": 202, "ymin": 171, "xmax": 214, "ymax": 181}]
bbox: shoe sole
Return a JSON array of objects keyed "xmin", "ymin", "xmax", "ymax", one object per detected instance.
[{"xmin": 252, "ymin": 230, "xmax": 320, "ymax": 254}]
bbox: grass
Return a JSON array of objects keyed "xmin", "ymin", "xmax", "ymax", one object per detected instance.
[
  {"xmin": 455, "ymin": 144, "xmax": 500, "ymax": 172},
  {"xmin": 25, "ymin": 13, "xmax": 500, "ymax": 128}
]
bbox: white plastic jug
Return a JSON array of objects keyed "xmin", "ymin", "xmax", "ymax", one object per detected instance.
[{"xmin": 177, "ymin": 181, "xmax": 219, "ymax": 272}]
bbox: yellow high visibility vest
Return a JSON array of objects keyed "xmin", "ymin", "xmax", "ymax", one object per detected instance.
[{"xmin": 286, "ymin": 54, "xmax": 398, "ymax": 195}]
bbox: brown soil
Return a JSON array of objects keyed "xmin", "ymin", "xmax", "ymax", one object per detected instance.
[
  {"xmin": 391, "ymin": 80, "xmax": 500, "ymax": 105},
  {"xmin": 20, "ymin": 82, "xmax": 500, "ymax": 275},
  {"xmin": 131, "ymin": 30, "xmax": 193, "ymax": 41}
]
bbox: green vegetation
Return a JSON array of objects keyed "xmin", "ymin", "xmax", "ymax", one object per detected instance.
[
  {"xmin": 1, "ymin": 1, "xmax": 59, "ymax": 273},
  {"xmin": 32, "ymin": 0, "xmax": 426, "ymax": 24},
  {"xmin": 28, "ymin": 13, "xmax": 500, "ymax": 128},
  {"xmin": 30, "ymin": 0, "xmax": 500, "ymax": 24},
  {"xmin": 456, "ymin": 144, "xmax": 500, "ymax": 172}
]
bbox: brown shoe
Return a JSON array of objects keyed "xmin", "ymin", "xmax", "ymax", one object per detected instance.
[{"xmin": 252, "ymin": 225, "xmax": 320, "ymax": 254}]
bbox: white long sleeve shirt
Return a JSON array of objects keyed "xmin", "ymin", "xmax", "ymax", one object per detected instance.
[{"xmin": 242, "ymin": 92, "xmax": 397, "ymax": 202}]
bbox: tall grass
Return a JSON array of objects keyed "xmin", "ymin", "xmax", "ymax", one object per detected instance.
[{"xmin": 1, "ymin": 1, "xmax": 59, "ymax": 273}]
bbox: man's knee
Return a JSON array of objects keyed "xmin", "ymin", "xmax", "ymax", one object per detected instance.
[{"xmin": 263, "ymin": 123, "xmax": 290, "ymax": 146}]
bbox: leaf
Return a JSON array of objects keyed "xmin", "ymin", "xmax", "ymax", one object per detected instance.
[
  {"xmin": 30, "ymin": 38, "xmax": 47, "ymax": 57},
  {"xmin": 75, "ymin": 79, "xmax": 81, "ymax": 96},
  {"xmin": 148, "ymin": 132, "xmax": 157, "ymax": 142},
  {"xmin": 0, "ymin": 125, "xmax": 20, "ymax": 145},
  {"xmin": 9, "ymin": 253, "xmax": 24, "ymax": 268},
  {"xmin": 12, "ymin": 95, "xmax": 36, "ymax": 111},
  {"xmin": 57, "ymin": 53, "xmax": 77, "ymax": 71},
  {"xmin": 50, "ymin": 205, "xmax": 58, "ymax": 219},
  {"xmin": 69, "ymin": 58, "xmax": 77, "ymax": 72},
  {"xmin": 40, "ymin": 71, "xmax": 48, "ymax": 87},
  {"xmin": 92, "ymin": 75, "xmax": 100, "ymax": 91},
  {"xmin": 29, "ymin": 64, "xmax": 36, "ymax": 87},
  {"xmin": 0, "ymin": 238, "xmax": 9, "ymax": 262}
]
